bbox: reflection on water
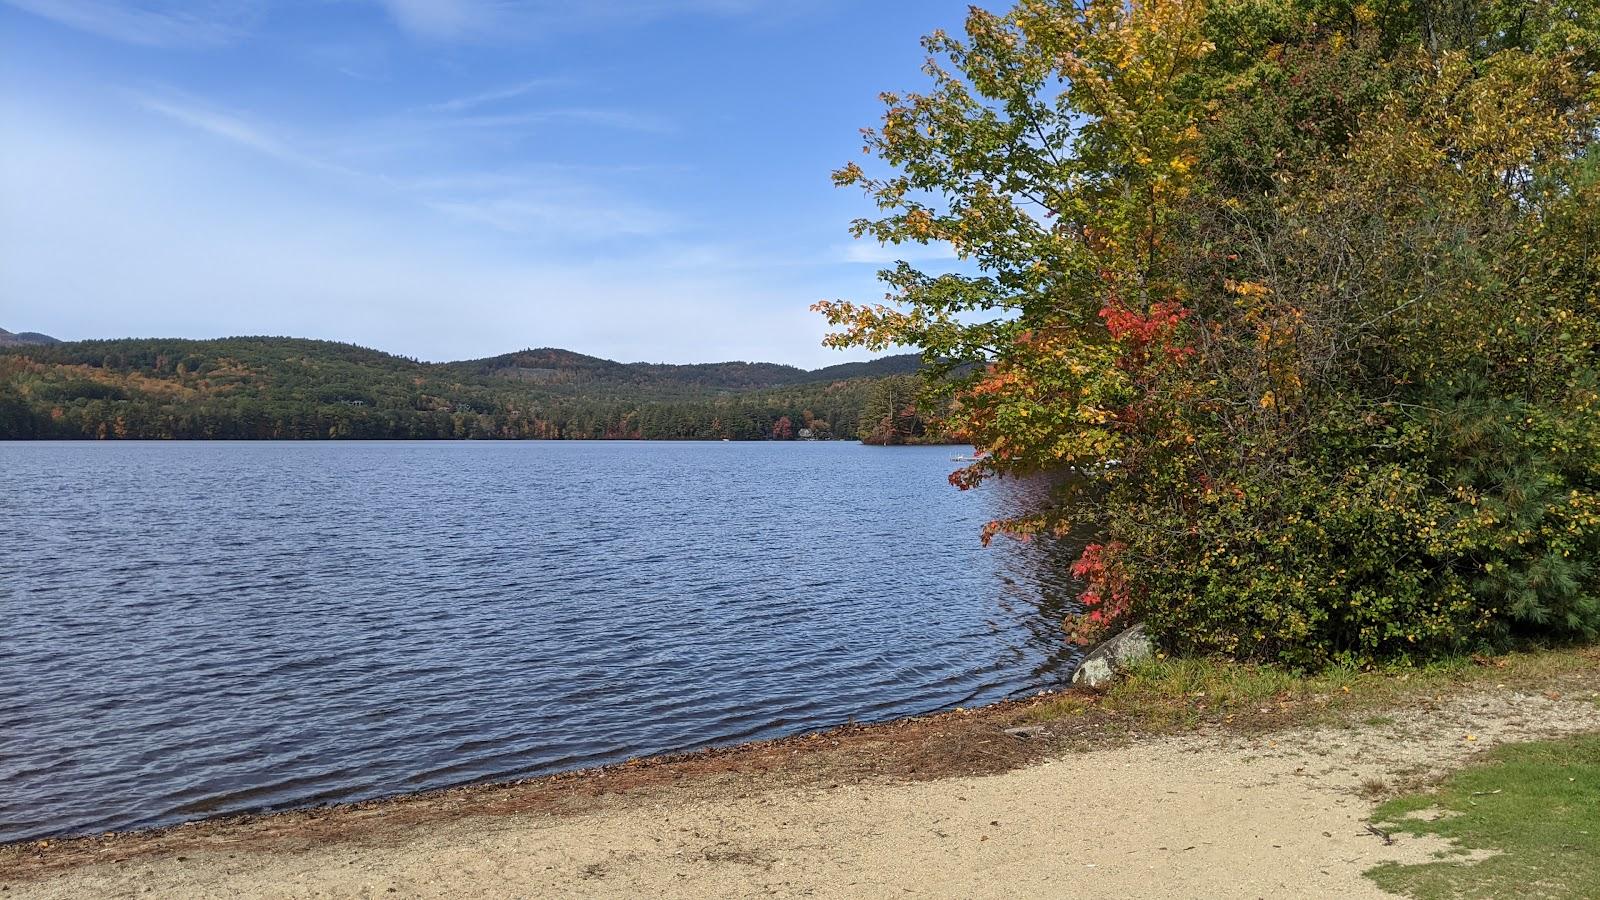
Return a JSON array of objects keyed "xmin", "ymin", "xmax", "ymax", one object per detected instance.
[
  {"xmin": 986, "ymin": 474, "xmax": 1091, "ymax": 680},
  {"xmin": 1, "ymin": 441, "xmax": 1083, "ymax": 843}
]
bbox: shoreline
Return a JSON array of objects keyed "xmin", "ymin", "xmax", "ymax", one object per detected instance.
[
  {"xmin": 0, "ymin": 693, "xmax": 1066, "ymax": 879},
  {"xmin": 0, "ymin": 680, "xmax": 1069, "ymax": 855},
  {"xmin": 6, "ymin": 648, "xmax": 1598, "ymax": 897}
]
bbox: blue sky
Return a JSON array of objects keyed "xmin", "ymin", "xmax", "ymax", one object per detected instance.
[{"xmin": 0, "ymin": 0, "xmax": 975, "ymax": 366}]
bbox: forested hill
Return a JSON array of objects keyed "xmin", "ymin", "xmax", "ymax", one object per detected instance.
[
  {"xmin": 443, "ymin": 346, "xmax": 920, "ymax": 395},
  {"xmin": 0, "ymin": 335, "xmax": 920, "ymax": 440},
  {"xmin": 0, "ymin": 328, "xmax": 60, "ymax": 347}
]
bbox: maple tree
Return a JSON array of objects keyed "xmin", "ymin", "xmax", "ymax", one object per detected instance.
[{"xmin": 820, "ymin": 0, "xmax": 1600, "ymax": 665}]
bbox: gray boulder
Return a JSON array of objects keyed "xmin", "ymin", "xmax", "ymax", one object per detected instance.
[{"xmin": 1070, "ymin": 623, "xmax": 1153, "ymax": 688}]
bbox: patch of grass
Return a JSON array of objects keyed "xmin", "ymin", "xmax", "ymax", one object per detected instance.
[
  {"xmin": 1092, "ymin": 654, "xmax": 1442, "ymax": 730},
  {"xmin": 1022, "ymin": 694, "xmax": 1094, "ymax": 721},
  {"xmin": 1365, "ymin": 733, "xmax": 1600, "ymax": 899},
  {"xmin": 1022, "ymin": 644, "xmax": 1599, "ymax": 734},
  {"xmin": 1359, "ymin": 777, "xmax": 1390, "ymax": 799}
]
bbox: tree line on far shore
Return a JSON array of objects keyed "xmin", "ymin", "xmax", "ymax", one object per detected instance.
[{"xmin": 0, "ymin": 337, "xmax": 947, "ymax": 443}]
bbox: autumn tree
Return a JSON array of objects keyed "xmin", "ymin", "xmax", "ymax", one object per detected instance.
[{"xmin": 819, "ymin": 0, "xmax": 1600, "ymax": 665}]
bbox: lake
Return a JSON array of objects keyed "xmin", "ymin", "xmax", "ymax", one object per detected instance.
[{"xmin": 0, "ymin": 441, "xmax": 1079, "ymax": 844}]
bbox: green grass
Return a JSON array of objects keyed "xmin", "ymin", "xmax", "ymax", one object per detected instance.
[
  {"xmin": 1022, "ymin": 645, "xmax": 1599, "ymax": 733},
  {"xmin": 1365, "ymin": 733, "xmax": 1600, "ymax": 899}
]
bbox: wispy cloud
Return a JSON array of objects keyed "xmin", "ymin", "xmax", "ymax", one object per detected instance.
[
  {"xmin": 6, "ymin": 0, "xmax": 810, "ymax": 47},
  {"xmin": 422, "ymin": 78, "xmax": 567, "ymax": 113},
  {"xmin": 403, "ymin": 161, "xmax": 686, "ymax": 193},
  {"xmin": 124, "ymin": 90, "xmax": 679, "ymax": 242},
  {"xmin": 420, "ymin": 107, "xmax": 674, "ymax": 134},
  {"xmin": 1, "ymin": 0, "xmax": 254, "ymax": 47},
  {"xmin": 129, "ymin": 91, "xmax": 362, "ymax": 177},
  {"xmin": 372, "ymin": 0, "xmax": 492, "ymax": 41},
  {"xmin": 367, "ymin": 0, "xmax": 797, "ymax": 42},
  {"xmin": 427, "ymin": 192, "xmax": 674, "ymax": 238}
]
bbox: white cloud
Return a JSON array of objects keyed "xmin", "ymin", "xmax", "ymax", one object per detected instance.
[
  {"xmin": 120, "ymin": 91, "xmax": 678, "ymax": 243},
  {"xmin": 422, "ymin": 78, "xmax": 568, "ymax": 113},
  {"xmin": 5, "ymin": 0, "xmax": 813, "ymax": 47},
  {"xmin": 1, "ymin": 0, "xmax": 253, "ymax": 46},
  {"xmin": 130, "ymin": 92, "xmax": 364, "ymax": 178},
  {"xmin": 372, "ymin": 0, "xmax": 491, "ymax": 41},
  {"xmin": 368, "ymin": 0, "xmax": 803, "ymax": 42},
  {"xmin": 413, "ymin": 107, "xmax": 674, "ymax": 134},
  {"xmin": 426, "ymin": 192, "xmax": 675, "ymax": 238}
]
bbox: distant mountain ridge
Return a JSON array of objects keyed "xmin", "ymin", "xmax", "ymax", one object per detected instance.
[
  {"xmin": 451, "ymin": 345, "xmax": 920, "ymax": 392},
  {"xmin": 0, "ymin": 333, "xmax": 922, "ymax": 441},
  {"xmin": 1, "ymin": 332, "xmax": 916, "ymax": 387},
  {"xmin": 0, "ymin": 328, "xmax": 60, "ymax": 347}
]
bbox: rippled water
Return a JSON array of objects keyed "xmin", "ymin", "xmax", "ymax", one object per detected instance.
[{"xmin": 0, "ymin": 441, "xmax": 1079, "ymax": 843}]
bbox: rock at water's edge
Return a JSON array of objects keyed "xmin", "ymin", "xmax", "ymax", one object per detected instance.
[{"xmin": 1070, "ymin": 623, "xmax": 1153, "ymax": 688}]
